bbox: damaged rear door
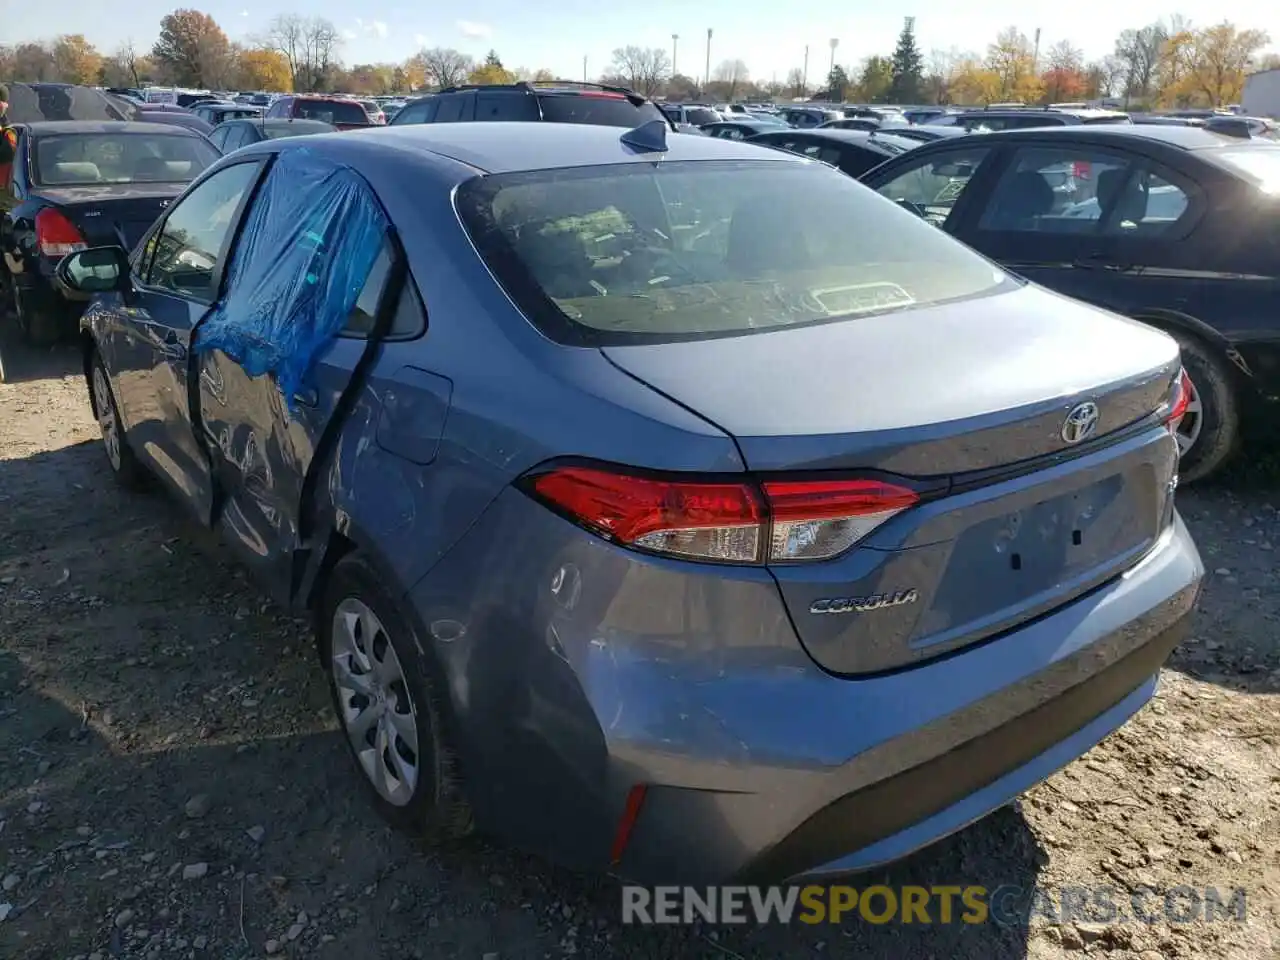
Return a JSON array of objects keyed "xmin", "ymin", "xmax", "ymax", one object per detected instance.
[{"xmin": 193, "ymin": 153, "xmax": 400, "ymax": 604}]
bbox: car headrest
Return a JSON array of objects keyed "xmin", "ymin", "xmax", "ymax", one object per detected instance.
[{"xmin": 47, "ymin": 161, "xmax": 102, "ymax": 183}]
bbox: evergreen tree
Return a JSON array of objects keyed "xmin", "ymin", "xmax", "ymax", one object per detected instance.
[
  {"xmin": 888, "ymin": 18, "xmax": 924, "ymax": 103},
  {"xmin": 826, "ymin": 65, "xmax": 850, "ymax": 101},
  {"xmin": 485, "ymin": 50, "xmax": 503, "ymax": 69}
]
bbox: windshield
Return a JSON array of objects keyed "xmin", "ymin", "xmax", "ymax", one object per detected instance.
[
  {"xmin": 537, "ymin": 94, "xmax": 667, "ymax": 128},
  {"xmin": 265, "ymin": 121, "xmax": 333, "ymax": 139},
  {"xmin": 456, "ymin": 160, "xmax": 1011, "ymax": 346},
  {"xmin": 685, "ymin": 108, "xmax": 721, "ymax": 125},
  {"xmin": 1217, "ymin": 147, "xmax": 1280, "ymax": 193},
  {"xmin": 293, "ymin": 99, "xmax": 369, "ymax": 124},
  {"xmin": 33, "ymin": 133, "xmax": 220, "ymax": 186}
]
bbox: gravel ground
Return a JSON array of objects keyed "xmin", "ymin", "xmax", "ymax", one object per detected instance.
[{"xmin": 0, "ymin": 347, "xmax": 1277, "ymax": 960}]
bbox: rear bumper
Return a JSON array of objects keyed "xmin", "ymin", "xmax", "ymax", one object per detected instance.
[{"xmin": 403, "ymin": 490, "xmax": 1202, "ymax": 884}]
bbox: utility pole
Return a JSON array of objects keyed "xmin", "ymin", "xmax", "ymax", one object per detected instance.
[
  {"xmin": 583, "ymin": 55, "xmax": 588, "ymax": 83},
  {"xmin": 1032, "ymin": 28, "xmax": 1041, "ymax": 74},
  {"xmin": 672, "ymin": 34, "xmax": 679, "ymax": 78},
  {"xmin": 802, "ymin": 45, "xmax": 809, "ymax": 96},
  {"xmin": 829, "ymin": 38, "xmax": 839, "ymax": 81},
  {"xmin": 705, "ymin": 28, "xmax": 712, "ymax": 91}
]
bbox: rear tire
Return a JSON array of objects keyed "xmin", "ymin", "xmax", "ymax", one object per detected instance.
[
  {"xmin": 320, "ymin": 552, "xmax": 473, "ymax": 841},
  {"xmin": 1170, "ymin": 333, "xmax": 1238, "ymax": 484},
  {"xmin": 89, "ymin": 350, "xmax": 147, "ymax": 489}
]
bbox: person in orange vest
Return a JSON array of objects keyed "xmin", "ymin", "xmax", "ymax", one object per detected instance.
[{"xmin": 0, "ymin": 84, "xmax": 16, "ymax": 189}]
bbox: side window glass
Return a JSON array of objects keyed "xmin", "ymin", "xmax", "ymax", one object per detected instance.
[
  {"xmin": 434, "ymin": 95, "xmax": 465, "ymax": 123},
  {"xmin": 872, "ymin": 147, "xmax": 992, "ymax": 227},
  {"xmin": 818, "ymin": 147, "xmax": 842, "ymax": 166},
  {"xmin": 208, "ymin": 127, "xmax": 229, "ymax": 151},
  {"xmin": 475, "ymin": 93, "xmax": 538, "ymax": 121},
  {"xmin": 343, "ymin": 241, "xmax": 393, "ymax": 336},
  {"xmin": 801, "ymin": 143, "xmax": 823, "ymax": 159},
  {"xmin": 396, "ymin": 100, "xmax": 436, "ymax": 125},
  {"xmin": 147, "ymin": 162, "xmax": 259, "ymax": 298},
  {"xmin": 979, "ymin": 147, "xmax": 1131, "ymax": 233},
  {"xmin": 390, "ymin": 279, "xmax": 427, "ymax": 338},
  {"xmin": 1103, "ymin": 169, "xmax": 1190, "ymax": 235}
]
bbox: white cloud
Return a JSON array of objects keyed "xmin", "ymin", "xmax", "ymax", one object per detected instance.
[
  {"xmin": 456, "ymin": 20, "xmax": 491, "ymax": 40},
  {"xmin": 350, "ymin": 17, "xmax": 389, "ymax": 41},
  {"xmin": 414, "ymin": 33, "xmax": 428, "ymax": 47}
]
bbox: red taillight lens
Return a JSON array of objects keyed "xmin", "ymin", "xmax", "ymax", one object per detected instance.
[
  {"xmin": 763, "ymin": 478, "xmax": 920, "ymax": 562},
  {"xmin": 1164, "ymin": 368, "xmax": 1192, "ymax": 436},
  {"xmin": 1071, "ymin": 160, "xmax": 1092, "ymax": 180},
  {"xmin": 527, "ymin": 466, "xmax": 918, "ymax": 564},
  {"xmin": 35, "ymin": 208, "xmax": 87, "ymax": 258}
]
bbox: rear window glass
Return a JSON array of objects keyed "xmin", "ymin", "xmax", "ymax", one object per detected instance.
[
  {"xmin": 456, "ymin": 160, "xmax": 1012, "ymax": 346},
  {"xmin": 33, "ymin": 133, "xmax": 220, "ymax": 185},
  {"xmin": 1216, "ymin": 147, "xmax": 1280, "ymax": 193},
  {"xmin": 292, "ymin": 99, "xmax": 369, "ymax": 124},
  {"xmin": 685, "ymin": 108, "xmax": 721, "ymax": 125},
  {"xmin": 536, "ymin": 94, "xmax": 667, "ymax": 128},
  {"xmin": 1080, "ymin": 114, "xmax": 1132, "ymax": 125}
]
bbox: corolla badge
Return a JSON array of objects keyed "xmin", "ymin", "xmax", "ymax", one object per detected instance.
[
  {"xmin": 810, "ymin": 589, "xmax": 919, "ymax": 615},
  {"xmin": 1061, "ymin": 402, "xmax": 1100, "ymax": 444}
]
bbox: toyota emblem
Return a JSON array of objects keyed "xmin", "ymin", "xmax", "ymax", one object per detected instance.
[{"xmin": 1061, "ymin": 402, "xmax": 1100, "ymax": 444}]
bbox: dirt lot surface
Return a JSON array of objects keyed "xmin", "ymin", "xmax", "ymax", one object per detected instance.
[{"xmin": 1, "ymin": 348, "xmax": 1278, "ymax": 960}]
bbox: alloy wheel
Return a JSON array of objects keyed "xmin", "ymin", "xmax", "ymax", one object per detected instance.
[
  {"xmin": 1174, "ymin": 374, "xmax": 1204, "ymax": 458},
  {"xmin": 92, "ymin": 365, "xmax": 122, "ymax": 471},
  {"xmin": 331, "ymin": 597, "xmax": 421, "ymax": 806}
]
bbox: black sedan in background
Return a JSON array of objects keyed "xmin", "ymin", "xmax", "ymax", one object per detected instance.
[
  {"xmin": 207, "ymin": 118, "xmax": 336, "ymax": 153},
  {"xmin": 700, "ymin": 120, "xmax": 784, "ymax": 140},
  {"xmin": 0, "ymin": 121, "xmax": 219, "ymax": 352},
  {"xmin": 859, "ymin": 123, "xmax": 1280, "ymax": 480},
  {"xmin": 746, "ymin": 128, "xmax": 909, "ymax": 177}
]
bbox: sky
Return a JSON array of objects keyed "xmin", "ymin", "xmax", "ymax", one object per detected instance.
[{"xmin": 10, "ymin": 0, "xmax": 1277, "ymax": 83}]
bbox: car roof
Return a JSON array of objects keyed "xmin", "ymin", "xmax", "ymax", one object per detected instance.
[
  {"xmin": 23, "ymin": 120, "xmax": 203, "ymax": 137},
  {"xmin": 756, "ymin": 127, "xmax": 887, "ymax": 146},
  {"xmin": 300, "ymin": 121, "xmax": 807, "ymax": 175},
  {"xmin": 959, "ymin": 123, "xmax": 1276, "ymax": 152}
]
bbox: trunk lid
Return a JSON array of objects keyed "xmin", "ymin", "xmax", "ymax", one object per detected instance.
[
  {"xmin": 35, "ymin": 185, "xmax": 181, "ymax": 252},
  {"xmin": 603, "ymin": 283, "xmax": 1182, "ymax": 674}
]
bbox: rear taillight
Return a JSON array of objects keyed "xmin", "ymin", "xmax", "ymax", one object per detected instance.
[
  {"xmin": 35, "ymin": 208, "xmax": 87, "ymax": 258},
  {"xmin": 1071, "ymin": 160, "xmax": 1092, "ymax": 180},
  {"xmin": 1163, "ymin": 368, "xmax": 1192, "ymax": 437},
  {"xmin": 527, "ymin": 465, "xmax": 918, "ymax": 564}
]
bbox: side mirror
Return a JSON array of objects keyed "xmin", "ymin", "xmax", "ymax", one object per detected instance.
[{"xmin": 55, "ymin": 245, "xmax": 130, "ymax": 294}]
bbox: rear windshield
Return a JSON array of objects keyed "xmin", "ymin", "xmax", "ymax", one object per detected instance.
[
  {"xmin": 293, "ymin": 99, "xmax": 369, "ymax": 124},
  {"xmin": 456, "ymin": 160, "xmax": 1012, "ymax": 346},
  {"xmin": 33, "ymin": 133, "xmax": 220, "ymax": 186},
  {"xmin": 266, "ymin": 121, "xmax": 333, "ymax": 139},
  {"xmin": 1216, "ymin": 147, "xmax": 1280, "ymax": 193},
  {"xmin": 537, "ymin": 93, "xmax": 667, "ymax": 128},
  {"xmin": 685, "ymin": 107, "xmax": 721, "ymax": 125},
  {"xmin": 1079, "ymin": 114, "xmax": 1132, "ymax": 125}
]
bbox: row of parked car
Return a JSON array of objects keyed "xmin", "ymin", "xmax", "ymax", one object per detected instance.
[{"xmin": 0, "ymin": 76, "xmax": 1268, "ymax": 889}]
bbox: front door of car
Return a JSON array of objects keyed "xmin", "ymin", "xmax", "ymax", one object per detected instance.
[
  {"xmin": 194, "ymin": 159, "xmax": 401, "ymax": 604},
  {"xmin": 109, "ymin": 158, "xmax": 266, "ymax": 523},
  {"xmin": 861, "ymin": 141, "xmax": 1004, "ymax": 232},
  {"xmin": 948, "ymin": 142, "xmax": 1142, "ymax": 304}
]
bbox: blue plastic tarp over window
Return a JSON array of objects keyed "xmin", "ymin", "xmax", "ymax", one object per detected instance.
[{"xmin": 194, "ymin": 149, "xmax": 387, "ymax": 407}]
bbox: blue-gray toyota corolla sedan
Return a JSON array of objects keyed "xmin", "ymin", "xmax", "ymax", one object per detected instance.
[{"xmin": 59, "ymin": 120, "xmax": 1203, "ymax": 884}]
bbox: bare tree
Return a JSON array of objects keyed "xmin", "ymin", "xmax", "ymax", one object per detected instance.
[
  {"xmin": 712, "ymin": 59, "xmax": 749, "ymax": 99},
  {"xmin": 420, "ymin": 47, "xmax": 472, "ymax": 89},
  {"xmin": 785, "ymin": 66, "xmax": 806, "ymax": 99},
  {"xmin": 263, "ymin": 14, "xmax": 341, "ymax": 91},
  {"xmin": 1113, "ymin": 23, "xmax": 1168, "ymax": 104},
  {"xmin": 608, "ymin": 45, "xmax": 670, "ymax": 97}
]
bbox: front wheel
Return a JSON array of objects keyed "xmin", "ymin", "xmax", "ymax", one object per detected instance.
[
  {"xmin": 1171, "ymin": 334, "xmax": 1239, "ymax": 484},
  {"xmin": 320, "ymin": 553, "xmax": 473, "ymax": 840}
]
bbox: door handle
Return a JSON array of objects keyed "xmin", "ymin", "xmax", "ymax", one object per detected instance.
[{"xmin": 293, "ymin": 387, "xmax": 319, "ymax": 408}]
